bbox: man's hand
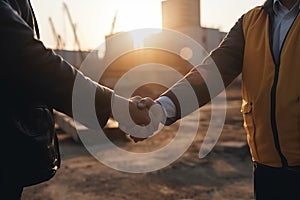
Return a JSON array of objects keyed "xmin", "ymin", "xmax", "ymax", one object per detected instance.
[
  {"xmin": 133, "ymin": 97, "xmax": 167, "ymax": 141},
  {"xmin": 136, "ymin": 97, "xmax": 157, "ymax": 110},
  {"xmin": 134, "ymin": 97, "xmax": 167, "ymax": 127},
  {"xmin": 129, "ymin": 96, "xmax": 151, "ymax": 126},
  {"xmin": 111, "ymin": 95, "xmax": 164, "ymax": 142}
]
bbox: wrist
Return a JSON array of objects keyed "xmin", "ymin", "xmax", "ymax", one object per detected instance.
[
  {"xmin": 154, "ymin": 101, "xmax": 167, "ymax": 124},
  {"xmin": 156, "ymin": 96, "xmax": 176, "ymax": 118}
]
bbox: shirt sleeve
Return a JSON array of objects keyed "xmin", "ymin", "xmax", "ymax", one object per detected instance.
[
  {"xmin": 156, "ymin": 96, "xmax": 176, "ymax": 118},
  {"xmin": 160, "ymin": 15, "xmax": 245, "ymax": 125},
  {"xmin": 0, "ymin": 2, "xmax": 113, "ymax": 128}
]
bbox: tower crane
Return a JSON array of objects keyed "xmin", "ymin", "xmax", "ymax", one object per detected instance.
[
  {"xmin": 110, "ymin": 10, "xmax": 118, "ymax": 36},
  {"xmin": 48, "ymin": 17, "xmax": 65, "ymax": 49},
  {"xmin": 62, "ymin": 2, "xmax": 85, "ymax": 61}
]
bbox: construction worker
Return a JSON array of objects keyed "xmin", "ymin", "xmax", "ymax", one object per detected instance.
[{"xmin": 137, "ymin": 0, "xmax": 300, "ymax": 199}]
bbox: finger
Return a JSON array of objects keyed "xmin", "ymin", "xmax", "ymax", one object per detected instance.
[
  {"xmin": 129, "ymin": 101, "xmax": 151, "ymax": 125},
  {"xmin": 137, "ymin": 97, "xmax": 155, "ymax": 109},
  {"xmin": 149, "ymin": 103, "xmax": 167, "ymax": 125},
  {"xmin": 130, "ymin": 96, "xmax": 142, "ymax": 103},
  {"xmin": 129, "ymin": 135, "xmax": 146, "ymax": 143}
]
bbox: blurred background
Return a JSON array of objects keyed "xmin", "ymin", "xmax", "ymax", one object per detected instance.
[{"xmin": 23, "ymin": 0, "xmax": 264, "ymax": 199}]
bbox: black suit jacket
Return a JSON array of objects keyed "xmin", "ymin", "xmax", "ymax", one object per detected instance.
[{"xmin": 0, "ymin": 0, "xmax": 113, "ymax": 187}]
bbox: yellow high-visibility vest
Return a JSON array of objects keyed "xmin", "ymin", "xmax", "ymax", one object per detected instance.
[{"xmin": 242, "ymin": 6, "xmax": 300, "ymax": 167}]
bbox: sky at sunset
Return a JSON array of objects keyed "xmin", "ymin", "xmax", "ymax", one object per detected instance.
[{"xmin": 31, "ymin": 0, "xmax": 265, "ymax": 50}]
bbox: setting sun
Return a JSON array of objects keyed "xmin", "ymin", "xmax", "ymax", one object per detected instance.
[
  {"xmin": 113, "ymin": 0, "xmax": 162, "ymax": 32},
  {"xmin": 111, "ymin": 0, "xmax": 163, "ymax": 48}
]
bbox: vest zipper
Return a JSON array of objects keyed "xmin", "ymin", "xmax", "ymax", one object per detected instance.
[
  {"xmin": 268, "ymin": 11, "xmax": 300, "ymax": 168},
  {"xmin": 270, "ymin": 63, "xmax": 288, "ymax": 167}
]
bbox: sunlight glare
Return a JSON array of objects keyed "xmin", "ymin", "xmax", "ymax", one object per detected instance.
[
  {"xmin": 113, "ymin": 0, "xmax": 162, "ymax": 31},
  {"xmin": 113, "ymin": 0, "xmax": 162, "ymax": 48},
  {"xmin": 129, "ymin": 29, "xmax": 161, "ymax": 48}
]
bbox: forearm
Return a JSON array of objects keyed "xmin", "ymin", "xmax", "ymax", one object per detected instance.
[
  {"xmin": 0, "ymin": 3, "xmax": 113, "ymax": 127},
  {"xmin": 160, "ymin": 16, "xmax": 245, "ymax": 124}
]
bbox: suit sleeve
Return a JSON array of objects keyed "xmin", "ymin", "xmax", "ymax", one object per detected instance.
[
  {"xmin": 0, "ymin": 2, "xmax": 112, "ymax": 128},
  {"xmin": 161, "ymin": 16, "xmax": 245, "ymax": 125}
]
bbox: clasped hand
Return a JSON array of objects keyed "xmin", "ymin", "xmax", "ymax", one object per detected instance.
[{"xmin": 111, "ymin": 95, "xmax": 166, "ymax": 142}]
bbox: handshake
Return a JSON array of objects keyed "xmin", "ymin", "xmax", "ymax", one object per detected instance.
[{"xmin": 112, "ymin": 95, "xmax": 167, "ymax": 142}]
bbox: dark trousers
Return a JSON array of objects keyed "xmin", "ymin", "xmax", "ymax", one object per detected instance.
[
  {"xmin": 0, "ymin": 178, "xmax": 23, "ymax": 200},
  {"xmin": 0, "ymin": 187, "xmax": 23, "ymax": 200},
  {"xmin": 254, "ymin": 163, "xmax": 300, "ymax": 200}
]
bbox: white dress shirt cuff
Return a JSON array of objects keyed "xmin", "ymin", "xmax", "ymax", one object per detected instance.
[{"xmin": 156, "ymin": 96, "xmax": 177, "ymax": 118}]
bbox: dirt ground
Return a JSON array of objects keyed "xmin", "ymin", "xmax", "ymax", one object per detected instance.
[{"xmin": 22, "ymin": 81, "xmax": 254, "ymax": 200}]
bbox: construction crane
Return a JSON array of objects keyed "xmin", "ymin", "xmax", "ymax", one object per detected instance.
[
  {"xmin": 62, "ymin": 2, "xmax": 85, "ymax": 61},
  {"xmin": 110, "ymin": 10, "xmax": 118, "ymax": 36},
  {"xmin": 48, "ymin": 17, "xmax": 65, "ymax": 49}
]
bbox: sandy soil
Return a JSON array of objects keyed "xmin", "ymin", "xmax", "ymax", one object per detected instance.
[{"xmin": 22, "ymin": 81, "xmax": 254, "ymax": 200}]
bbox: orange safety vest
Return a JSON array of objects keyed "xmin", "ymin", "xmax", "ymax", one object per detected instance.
[{"xmin": 242, "ymin": 6, "xmax": 300, "ymax": 167}]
